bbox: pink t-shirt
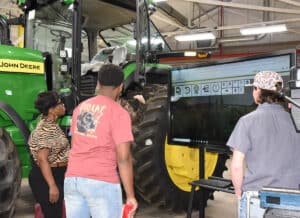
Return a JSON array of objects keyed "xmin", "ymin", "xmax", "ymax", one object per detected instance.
[{"xmin": 65, "ymin": 95, "xmax": 133, "ymax": 183}]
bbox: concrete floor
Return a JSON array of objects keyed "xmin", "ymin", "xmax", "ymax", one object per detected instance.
[{"xmin": 14, "ymin": 160, "xmax": 237, "ymax": 218}]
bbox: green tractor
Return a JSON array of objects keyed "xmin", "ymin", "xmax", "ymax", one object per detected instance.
[{"xmin": 0, "ymin": 0, "xmax": 228, "ymax": 216}]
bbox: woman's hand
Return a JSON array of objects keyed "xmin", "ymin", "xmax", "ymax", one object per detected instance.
[{"xmin": 49, "ymin": 184, "xmax": 59, "ymax": 203}]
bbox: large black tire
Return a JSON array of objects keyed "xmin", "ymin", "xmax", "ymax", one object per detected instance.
[
  {"xmin": 132, "ymin": 84, "xmax": 228, "ymax": 211},
  {"xmin": 0, "ymin": 128, "xmax": 22, "ymax": 218}
]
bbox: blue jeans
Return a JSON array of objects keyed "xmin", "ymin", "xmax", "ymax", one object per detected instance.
[
  {"xmin": 64, "ymin": 177, "xmax": 122, "ymax": 218},
  {"xmin": 239, "ymin": 191, "xmax": 265, "ymax": 218}
]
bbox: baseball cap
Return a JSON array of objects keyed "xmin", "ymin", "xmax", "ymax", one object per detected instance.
[
  {"xmin": 249, "ymin": 71, "xmax": 283, "ymax": 91},
  {"xmin": 98, "ymin": 64, "xmax": 124, "ymax": 87}
]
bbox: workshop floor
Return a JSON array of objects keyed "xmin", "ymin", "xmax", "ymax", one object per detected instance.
[{"xmin": 14, "ymin": 159, "xmax": 237, "ymax": 218}]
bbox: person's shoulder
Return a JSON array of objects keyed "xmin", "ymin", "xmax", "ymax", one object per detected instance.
[
  {"xmin": 243, "ymin": 110, "xmax": 258, "ymax": 118},
  {"xmin": 82, "ymin": 95, "xmax": 99, "ymax": 104},
  {"xmin": 35, "ymin": 119, "xmax": 57, "ymax": 135},
  {"xmin": 236, "ymin": 110, "xmax": 258, "ymax": 126},
  {"xmin": 73, "ymin": 96, "xmax": 101, "ymax": 109},
  {"xmin": 114, "ymin": 101, "xmax": 129, "ymax": 113},
  {"xmin": 110, "ymin": 100, "xmax": 130, "ymax": 118},
  {"xmin": 240, "ymin": 110, "xmax": 257, "ymax": 120}
]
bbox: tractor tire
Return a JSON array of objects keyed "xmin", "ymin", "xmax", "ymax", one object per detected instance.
[
  {"xmin": 0, "ymin": 128, "xmax": 22, "ymax": 218},
  {"xmin": 132, "ymin": 84, "xmax": 228, "ymax": 211}
]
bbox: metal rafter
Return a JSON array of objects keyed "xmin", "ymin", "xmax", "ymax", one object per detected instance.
[
  {"xmin": 184, "ymin": 0, "xmax": 300, "ymax": 15},
  {"xmin": 192, "ymin": 4, "xmax": 218, "ymax": 27},
  {"xmin": 215, "ymin": 17, "xmax": 300, "ymax": 31},
  {"xmin": 151, "ymin": 11, "xmax": 189, "ymax": 30},
  {"xmin": 161, "ymin": 17, "xmax": 300, "ymax": 37},
  {"xmin": 276, "ymin": 0, "xmax": 300, "ymax": 7},
  {"xmin": 156, "ymin": 2, "xmax": 188, "ymax": 26}
]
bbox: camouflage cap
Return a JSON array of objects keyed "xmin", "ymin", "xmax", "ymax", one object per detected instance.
[{"xmin": 252, "ymin": 71, "xmax": 283, "ymax": 91}]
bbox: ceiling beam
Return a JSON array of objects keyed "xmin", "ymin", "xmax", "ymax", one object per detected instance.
[
  {"xmin": 215, "ymin": 17, "xmax": 300, "ymax": 31},
  {"xmin": 192, "ymin": 5, "xmax": 218, "ymax": 26},
  {"xmin": 151, "ymin": 11, "xmax": 189, "ymax": 30},
  {"xmin": 184, "ymin": 0, "xmax": 300, "ymax": 15},
  {"xmin": 156, "ymin": 2, "xmax": 188, "ymax": 27},
  {"xmin": 276, "ymin": 0, "xmax": 300, "ymax": 7},
  {"xmin": 162, "ymin": 17, "xmax": 300, "ymax": 37},
  {"xmin": 287, "ymin": 29, "xmax": 300, "ymax": 34}
]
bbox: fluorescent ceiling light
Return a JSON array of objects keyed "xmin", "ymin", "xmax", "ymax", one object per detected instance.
[
  {"xmin": 153, "ymin": 0, "xmax": 168, "ymax": 2},
  {"xmin": 175, "ymin": 32, "xmax": 215, "ymax": 42},
  {"xmin": 240, "ymin": 24, "xmax": 287, "ymax": 35},
  {"xmin": 126, "ymin": 37, "xmax": 164, "ymax": 46},
  {"xmin": 184, "ymin": 51, "xmax": 197, "ymax": 57}
]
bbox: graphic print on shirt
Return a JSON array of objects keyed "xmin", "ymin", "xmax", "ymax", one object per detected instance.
[{"xmin": 75, "ymin": 103, "xmax": 106, "ymax": 138}]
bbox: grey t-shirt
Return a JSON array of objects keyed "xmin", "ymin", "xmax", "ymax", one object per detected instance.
[{"xmin": 227, "ymin": 103, "xmax": 300, "ymax": 191}]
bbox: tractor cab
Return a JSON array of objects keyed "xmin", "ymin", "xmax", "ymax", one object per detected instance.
[{"xmin": 22, "ymin": 0, "xmax": 170, "ymax": 107}]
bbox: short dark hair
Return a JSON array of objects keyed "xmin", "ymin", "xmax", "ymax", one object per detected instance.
[
  {"xmin": 98, "ymin": 64, "xmax": 124, "ymax": 87},
  {"xmin": 34, "ymin": 91, "xmax": 60, "ymax": 115}
]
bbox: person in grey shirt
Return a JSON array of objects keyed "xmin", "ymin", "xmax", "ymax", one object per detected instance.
[{"xmin": 227, "ymin": 71, "xmax": 300, "ymax": 218}]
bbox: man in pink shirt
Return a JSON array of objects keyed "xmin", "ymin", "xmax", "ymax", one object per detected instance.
[{"xmin": 64, "ymin": 64, "xmax": 138, "ymax": 218}]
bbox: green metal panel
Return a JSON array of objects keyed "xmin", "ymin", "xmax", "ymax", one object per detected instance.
[
  {"xmin": 0, "ymin": 45, "xmax": 47, "ymax": 124},
  {"xmin": 123, "ymin": 62, "xmax": 172, "ymax": 80},
  {"xmin": 0, "ymin": 72, "xmax": 46, "ymax": 123},
  {"xmin": 146, "ymin": 63, "xmax": 172, "ymax": 69},
  {"xmin": 0, "ymin": 45, "xmax": 43, "ymax": 62},
  {"xmin": 63, "ymin": 0, "xmax": 75, "ymax": 4},
  {"xmin": 60, "ymin": 115, "xmax": 72, "ymax": 127},
  {"xmin": 17, "ymin": 0, "xmax": 26, "ymax": 4},
  {"xmin": 0, "ymin": 45, "xmax": 47, "ymax": 177},
  {"xmin": 123, "ymin": 63, "xmax": 136, "ymax": 79}
]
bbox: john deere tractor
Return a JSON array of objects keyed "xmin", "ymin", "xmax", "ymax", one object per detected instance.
[{"xmin": 0, "ymin": 0, "xmax": 228, "ymax": 216}]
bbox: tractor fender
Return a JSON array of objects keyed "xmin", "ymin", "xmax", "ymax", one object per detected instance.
[{"xmin": 0, "ymin": 100, "xmax": 30, "ymax": 143}]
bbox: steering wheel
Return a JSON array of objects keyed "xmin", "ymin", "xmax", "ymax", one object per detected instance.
[{"xmin": 50, "ymin": 29, "xmax": 72, "ymax": 39}]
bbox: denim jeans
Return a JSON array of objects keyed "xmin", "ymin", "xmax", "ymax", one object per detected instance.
[
  {"xmin": 238, "ymin": 191, "xmax": 265, "ymax": 218},
  {"xmin": 64, "ymin": 177, "xmax": 122, "ymax": 218}
]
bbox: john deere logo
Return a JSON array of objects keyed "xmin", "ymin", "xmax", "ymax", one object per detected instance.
[{"xmin": 0, "ymin": 59, "xmax": 44, "ymax": 74}]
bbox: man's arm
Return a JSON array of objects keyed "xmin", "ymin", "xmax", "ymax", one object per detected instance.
[
  {"xmin": 116, "ymin": 142, "xmax": 138, "ymax": 217},
  {"xmin": 230, "ymin": 150, "xmax": 245, "ymax": 199}
]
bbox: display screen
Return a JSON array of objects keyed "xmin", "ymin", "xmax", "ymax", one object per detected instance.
[{"xmin": 168, "ymin": 51, "xmax": 296, "ymax": 146}]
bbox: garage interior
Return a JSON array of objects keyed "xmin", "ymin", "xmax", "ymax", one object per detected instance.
[
  {"xmin": 2, "ymin": 0, "xmax": 300, "ymax": 56},
  {"xmin": 1, "ymin": 0, "xmax": 300, "ymax": 218}
]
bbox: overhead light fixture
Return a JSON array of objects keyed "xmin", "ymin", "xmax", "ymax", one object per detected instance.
[
  {"xmin": 175, "ymin": 32, "xmax": 215, "ymax": 42},
  {"xmin": 240, "ymin": 24, "xmax": 287, "ymax": 35},
  {"xmin": 184, "ymin": 51, "xmax": 197, "ymax": 57},
  {"xmin": 153, "ymin": 0, "xmax": 168, "ymax": 2},
  {"xmin": 126, "ymin": 37, "xmax": 165, "ymax": 46}
]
